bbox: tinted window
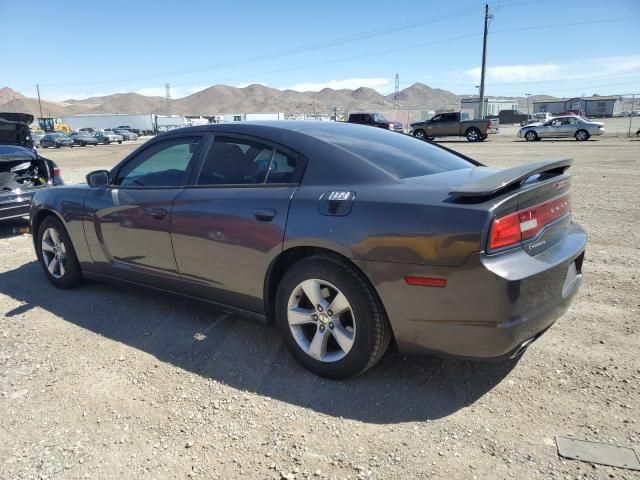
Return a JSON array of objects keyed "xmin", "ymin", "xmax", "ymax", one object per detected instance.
[
  {"xmin": 198, "ymin": 137, "xmax": 271, "ymax": 185},
  {"xmin": 266, "ymin": 150, "xmax": 297, "ymax": 184},
  {"xmin": 303, "ymin": 125, "xmax": 474, "ymax": 179},
  {"xmin": 115, "ymin": 137, "xmax": 200, "ymax": 187},
  {"xmin": 197, "ymin": 137, "xmax": 298, "ymax": 185}
]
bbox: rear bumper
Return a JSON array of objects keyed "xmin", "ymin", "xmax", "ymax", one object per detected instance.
[{"xmin": 355, "ymin": 222, "xmax": 587, "ymax": 359}]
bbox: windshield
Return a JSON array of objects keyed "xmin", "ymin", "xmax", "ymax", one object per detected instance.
[
  {"xmin": 373, "ymin": 114, "xmax": 386, "ymax": 122},
  {"xmin": 51, "ymin": 133, "xmax": 66, "ymax": 138}
]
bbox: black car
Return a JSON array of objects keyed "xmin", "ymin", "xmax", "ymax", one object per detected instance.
[
  {"xmin": 29, "ymin": 122, "xmax": 585, "ymax": 379},
  {"xmin": 69, "ymin": 132, "xmax": 99, "ymax": 146},
  {"xmin": 347, "ymin": 113, "xmax": 403, "ymax": 132},
  {"xmin": 40, "ymin": 133, "xmax": 75, "ymax": 148},
  {"xmin": 0, "ymin": 113, "xmax": 63, "ymax": 221}
]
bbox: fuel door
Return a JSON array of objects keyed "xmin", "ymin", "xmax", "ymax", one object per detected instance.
[{"xmin": 318, "ymin": 191, "xmax": 355, "ymax": 216}]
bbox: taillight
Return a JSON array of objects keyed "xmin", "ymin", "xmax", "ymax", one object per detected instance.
[
  {"xmin": 487, "ymin": 119, "xmax": 493, "ymax": 128},
  {"xmin": 53, "ymin": 166, "xmax": 61, "ymax": 177},
  {"xmin": 489, "ymin": 193, "xmax": 571, "ymax": 251}
]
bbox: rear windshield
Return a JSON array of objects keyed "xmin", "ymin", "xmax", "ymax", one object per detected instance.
[
  {"xmin": 0, "ymin": 145, "xmax": 35, "ymax": 159},
  {"xmin": 304, "ymin": 124, "xmax": 475, "ymax": 178}
]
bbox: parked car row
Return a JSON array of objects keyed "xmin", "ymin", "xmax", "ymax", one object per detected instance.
[{"xmin": 34, "ymin": 128, "xmax": 140, "ymax": 148}]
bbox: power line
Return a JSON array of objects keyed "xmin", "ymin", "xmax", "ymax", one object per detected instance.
[
  {"xmin": 38, "ymin": 4, "xmax": 482, "ymax": 89},
  {"xmin": 35, "ymin": 0, "xmax": 585, "ymax": 90},
  {"xmin": 166, "ymin": 17, "xmax": 639, "ymax": 90}
]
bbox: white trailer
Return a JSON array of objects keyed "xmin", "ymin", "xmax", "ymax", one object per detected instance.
[
  {"xmin": 59, "ymin": 114, "xmax": 156, "ymax": 134},
  {"xmin": 155, "ymin": 115, "xmax": 188, "ymax": 132}
]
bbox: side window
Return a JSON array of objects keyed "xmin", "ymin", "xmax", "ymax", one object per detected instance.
[
  {"xmin": 431, "ymin": 115, "xmax": 442, "ymax": 122},
  {"xmin": 115, "ymin": 137, "xmax": 200, "ymax": 187},
  {"xmin": 197, "ymin": 137, "xmax": 272, "ymax": 185},
  {"xmin": 266, "ymin": 150, "xmax": 297, "ymax": 184}
]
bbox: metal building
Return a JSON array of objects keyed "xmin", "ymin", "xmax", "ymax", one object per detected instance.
[{"xmin": 532, "ymin": 96, "xmax": 621, "ymax": 117}]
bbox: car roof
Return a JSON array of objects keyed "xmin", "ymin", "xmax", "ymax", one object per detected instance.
[{"xmin": 148, "ymin": 121, "xmax": 415, "ymax": 185}]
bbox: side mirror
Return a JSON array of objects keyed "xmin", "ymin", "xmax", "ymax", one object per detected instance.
[{"xmin": 86, "ymin": 170, "xmax": 110, "ymax": 187}]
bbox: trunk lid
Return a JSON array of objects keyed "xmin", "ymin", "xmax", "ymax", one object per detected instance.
[
  {"xmin": 0, "ymin": 113, "xmax": 34, "ymax": 147},
  {"xmin": 446, "ymin": 159, "xmax": 573, "ymax": 256}
]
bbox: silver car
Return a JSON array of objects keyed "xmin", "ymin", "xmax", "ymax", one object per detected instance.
[{"xmin": 518, "ymin": 115, "xmax": 604, "ymax": 141}]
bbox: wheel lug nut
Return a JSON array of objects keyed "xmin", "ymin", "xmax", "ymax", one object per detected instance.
[
  {"xmin": 319, "ymin": 325, "xmax": 325, "ymax": 332},
  {"xmin": 329, "ymin": 322, "xmax": 334, "ymax": 329},
  {"xmin": 317, "ymin": 305, "xmax": 323, "ymax": 312},
  {"xmin": 312, "ymin": 314, "xmax": 319, "ymax": 321},
  {"xmin": 327, "ymin": 310, "xmax": 333, "ymax": 317}
]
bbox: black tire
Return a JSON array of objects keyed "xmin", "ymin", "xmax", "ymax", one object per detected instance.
[
  {"xmin": 36, "ymin": 216, "xmax": 83, "ymax": 289},
  {"xmin": 479, "ymin": 135, "xmax": 487, "ymax": 142},
  {"xmin": 524, "ymin": 130, "xmax": 538, "ymax": 142},
  {"xmin": 466, "ymin": 127, "xmax": 481, "ymax": 142},
  {"xmin": 118, "ymin": 140, "xmax": 122, "ymax": 144},
  {"xmin": 413, "ymin": 129, "xmax": 427, "ymax": 140},
  {"xmin": 104, "ymin": 138, "xmax": 110, "ymax": 144},
  {"xmin": 575, "ymin": 129, "xmax": 589, "ymax": 141},
  {"xmin": 81, "ymin": 142, "xmax": 86, "ymax": 147},
  {"xmin": 55, "ymin": 144, "xmax": 61, "ymax": 149},
  {"xmin": 275, "ymin": 256, "xmax": 392, "ymax": 379}
]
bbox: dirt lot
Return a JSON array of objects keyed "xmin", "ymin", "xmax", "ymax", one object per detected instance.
[{"xmin": 0, "ymin": 125, "xmax": 639, "ymax": 480}]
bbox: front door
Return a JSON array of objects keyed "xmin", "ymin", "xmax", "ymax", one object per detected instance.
[
  {"xmin": 426, "ymin": 113, "xmax": 457, "ymax": 137},
  {"xmin": 83, "ymin": 135, "xmax": 203, "ymax": 289},
  {"xmin": 171, "ymin": 134, "xmax": 303, "ymax": 313}
]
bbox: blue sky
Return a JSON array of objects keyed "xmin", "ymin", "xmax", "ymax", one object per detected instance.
[{"xmin": 2, "ymin": 0, "xmax": 639, "ymax": 100}]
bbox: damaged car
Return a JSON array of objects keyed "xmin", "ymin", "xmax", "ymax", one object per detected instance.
[{"xmin": 0, "ymin": 113, "xmax": 63, "ymax": 221}]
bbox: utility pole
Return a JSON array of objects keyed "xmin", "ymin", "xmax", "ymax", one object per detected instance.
[
  {"xmin": 478, "ymin": 3, "xmax": 492, "ymax": 119},
  {"xmin": 629, "ymin": 94, "xmax": 636, "ymax": 136},
  {"xmin": 165, "ymin": 83, "xmax": 171, "ymax": 115},
  {"xmin": 525, "ymin": 93, "xmax": 532, "ymax": 117},
  {"xmin": 394, "ymin": 73, "xmax": 400, "ymax": 109},
  {"xmin": 36, "ymin": 84, "xmax": 44, "ymax": 119}
]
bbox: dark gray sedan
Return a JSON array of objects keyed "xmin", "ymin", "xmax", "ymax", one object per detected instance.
[{"xmin": 29, "ymin": 122, "xmax": 586, "ymax": 379}]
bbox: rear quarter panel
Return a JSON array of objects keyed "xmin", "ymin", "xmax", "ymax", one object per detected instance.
[
  {"xmin": 284, "ymin": 184, "xmax": 489, "ymax": 267},
  {"xmin": 30, "ymin": 186, "xmax": 92, "ymax": 267}
]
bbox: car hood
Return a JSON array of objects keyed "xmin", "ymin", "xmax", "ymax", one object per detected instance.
[{"xmin": 0, "ymin": 112, "xmax": 35, "ymax": 146}]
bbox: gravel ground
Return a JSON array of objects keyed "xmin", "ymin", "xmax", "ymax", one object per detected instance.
[{"xmin": 0, "ymin": 124, "xmax": 639, "ymax": 480}]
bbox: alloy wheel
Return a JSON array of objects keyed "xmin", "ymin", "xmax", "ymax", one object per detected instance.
[
  {"xmin": 287, "ymin": 278, "xmax": 356, "ymax": 362},
  {"xmin": 41, "ymin": 227, "xmax": 67, "ymax": 279},
  {"xmin": 414, "ymin": 130, "xmax": 425, "ymax": 139}
]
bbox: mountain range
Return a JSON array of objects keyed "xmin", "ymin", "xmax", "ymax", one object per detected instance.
[{"xmin": 0, "ymin": 83, "xmax": 539, "ymax": 118}]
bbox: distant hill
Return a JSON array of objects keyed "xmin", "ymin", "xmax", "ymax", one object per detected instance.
[{"xmin": 0, "ymin": 83, "xmax": 560, "ymax": 117}]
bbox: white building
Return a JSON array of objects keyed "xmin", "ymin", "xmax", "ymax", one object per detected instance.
[{"xmin": 461, "ymin": 98, "xmax": 519, "ymax": 119}]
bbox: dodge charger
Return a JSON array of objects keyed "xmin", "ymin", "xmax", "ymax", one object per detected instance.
[{"xmin": 30, "ymin": 122, "xmax": 586, "ymax": 379}]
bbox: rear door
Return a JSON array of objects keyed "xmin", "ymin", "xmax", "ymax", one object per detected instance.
[
  {"xmin": 171, "ymin": 134, "xmax": 304, "ymax": 313},
  {"xmin": 83, "ymin": 135, "xmax": 203, "ymax": 289}
]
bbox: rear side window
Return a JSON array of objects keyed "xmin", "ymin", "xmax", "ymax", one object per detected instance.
[
  {"xmin": 197, "ymin": 136, "xmax": 298, "ymax": 185},
  {"xmin": 303, "ymin": 125, "xmax": 475, "ymax": 179}
]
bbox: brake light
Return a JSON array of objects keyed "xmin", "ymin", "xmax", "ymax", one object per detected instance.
[
  {"xmin": 489, "ymin": 193, "xmax": 571, "ymax": 250},
  {"xmin": 53, "ymin": 166, "xmax": 61, "ymax": 177},
  {"xmin": 487, "ymin": 119, "xmax": 494, "ymax": 128}
]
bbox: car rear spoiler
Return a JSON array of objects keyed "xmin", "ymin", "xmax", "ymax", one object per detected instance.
[{"xmin": 449, "ymin": 158, "xmax": 572, "ymax": 197}]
